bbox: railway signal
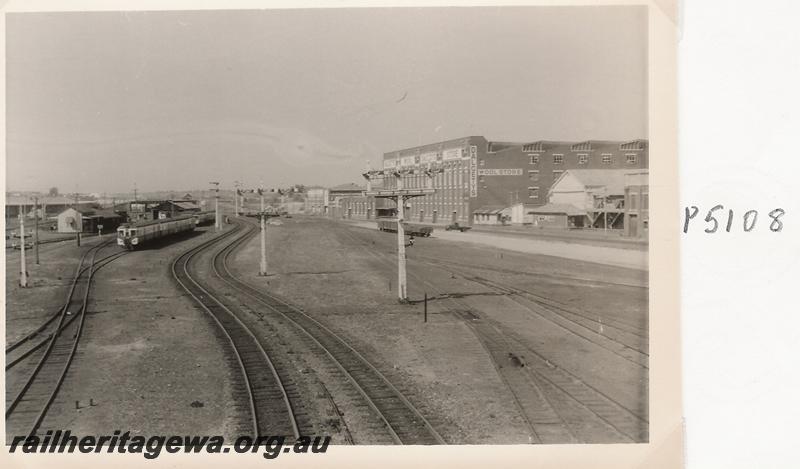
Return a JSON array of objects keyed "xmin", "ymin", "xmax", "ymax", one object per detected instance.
[
  {"xmin": 209, "ymin": 181, "xmax": 221, "ymax": 230},
  {"xmin": 363, "ymin": 167, "xmax": 438, "ymax": 302},
  {"xmin": 19, "ymin": 211, "xmax": 28, "ymax": 288},
  {"xmin": 32, "ymin": 197, "xmax": 41, "ymax": 265},
  {"xmin": 234, "ymin": 181, "xmax": 241, "ymax": 217},
  {"xmin": 258, "ymin": 186, "xmax": 268, "ymax": 276}
]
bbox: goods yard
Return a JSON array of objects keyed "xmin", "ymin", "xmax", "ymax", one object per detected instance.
[
  {"xmin": 5, "ymin": 212, "xmax": 648, "ymax": 444},
  {"xmin": 6, "ymin": 207, "xmax": 649, "ymax": 445}
]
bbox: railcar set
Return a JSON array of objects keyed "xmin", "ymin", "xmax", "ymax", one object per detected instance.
[
  {"xmin": 116, "ymin": 214, "xmax": 196, "ymax": 250},
  {"xmin": 193, "ymin": 211, "xmax": 216, "ymax": 226}
]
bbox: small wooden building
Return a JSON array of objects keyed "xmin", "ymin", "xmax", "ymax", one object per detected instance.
[
  {"xmin": 152, "ymin": 200, "xmax": 201, "ymax": 219},
  {"xmin": 57, "ymin": 208, "xmax": 122, "ymax": 233},
  {"xmin": 527, "ymin": 203, "xmax": 587, "ymax": 228},
  {"xmin": 57, "ymin": 208, "xmax": 83, "ymax": 233}
]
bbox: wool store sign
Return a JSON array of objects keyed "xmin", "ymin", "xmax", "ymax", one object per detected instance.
[{"xmin": 469, "ymin": 146, "xmax": 478, "ymax": 198}]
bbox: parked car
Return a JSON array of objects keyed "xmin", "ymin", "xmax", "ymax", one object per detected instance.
[
  {"xmin": 445, "ymin": 223, "xmax": 472, "ymax": 232},
  {"xmin": 10, "ymin": 241, "xmax": 34, "ymax": 250}
]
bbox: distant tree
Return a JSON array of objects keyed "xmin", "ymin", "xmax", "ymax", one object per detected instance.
[{"xmin": 48, "ymin": 187, "xmax": 59, "ymax": 197}]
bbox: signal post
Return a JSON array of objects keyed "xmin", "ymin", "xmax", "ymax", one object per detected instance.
[
  {"xmin": 210, "ymin": 181, "xmax": 221, "ymax": 230},
  {"xmin": 19, "ymin": 211, "xmax": 28, "ymax": 288},
  {"xmin": 364, "ymin": 168, "xmax": 438, "ymax": 302},
  {"xmin": 258, "ymin": 186, "xmax": 268, "ymax": 276}
]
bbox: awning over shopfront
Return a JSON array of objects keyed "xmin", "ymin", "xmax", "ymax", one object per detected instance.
[{"xmin": 472, "ymin": 205, "xmax": 506, "ymax": 215}]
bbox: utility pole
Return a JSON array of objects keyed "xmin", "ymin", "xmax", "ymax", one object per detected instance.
[
  {"xmin": 364, "ymin": 166, "xmax": 437, "ymax": 302},
  {"xmin": 396, "ymin": 175, "xmax": 407, "ymax": 300},
  {"xmin": 259, "ymin": 184, "xmax": 267, "ymax": 276},
  {"xmin": 603, "ymin": 188, "xmax": 608, "ymax": 235},
  {"xmin": 234, "ymin": 181, "xmax": 240, "ymax": 217},
  {"xmin": 33, "ymin": 196, "xmax": 40, "ymax": 265},
  {"xmin": 210, "ymin": 182, "xmax": 220, "ymax": 230},
  {"xmin": 19, "ymin": 211, "xmax": 28, "ymax": 288}
]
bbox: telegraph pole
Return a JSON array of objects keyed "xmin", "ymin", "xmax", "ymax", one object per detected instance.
[
  {"xmin": 19, "ymin": 211, "xmax": 28, "ymax": 288},
  {"xmin": 33, "ymin": 196, "xmax": 40, "ymax": 265},
  {"xmin": 234, "ymin": 181, "xmax": 240, "ymax": 217},
  {"xmin": 602, "ymin": 188, "xmax": 608, "ymax": 235},
  {"xmin": 210, "ymin": 182, "xmax": 221, "ymax": 230},
  {"xmin": 259, "ymin": 184, "xmax": 267, "ymax": 276},
  {"xmin": 364, "ymin": 166, "xmax": 437, "ymax": 302}
]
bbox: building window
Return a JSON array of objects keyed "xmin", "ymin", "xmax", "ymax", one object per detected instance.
[
  {"xmin": 578, "ymin": 153, "xmax": 588, "ymax": 165},
  {"xmin": 553, "ymin": 154, "xmax": 564, "ymax": 165},
  {"xmin": 553, "ymin": 170, "xmax": 564, "ymax": 179},
  {"xmin": 528, "ymin": 170, "xmax": 539, "ymax": 182},
  {"xmin": 479, "ymin": 176, "xmax": 485, "ymax": 185},
  {"xmin": 528, "ymin": 187, "xmax": 539, "ymax": 199},
  {"xmin": 626, "ymin": 153, "xmax": 637, "ymax": 164},
  {"xmin": 643, "ymin": 193, "xmax": 649, "ymax": 209},
  {"xmin": 479, "ymin": 159, "xmax": 485, "ymax": 166},
  {"xmin": 602, "ymin": 154, "xmax": 613, "ymax": 164},
  {"xmin": 529, "ymin": 154, "xmax": 539, "ymax": 164}
]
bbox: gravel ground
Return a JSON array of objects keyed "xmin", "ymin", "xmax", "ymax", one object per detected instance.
[
  {"xmin": 6, "ymin": 226, "xmax": 238, "ymax": 439},
  {"xmin": 343, "ymin": 219, "xmax": 648, "ymax": 270},
  {"xmin": 227, "ymin": 215, "xmax": 648, "ymax": 443},
  {"xmin": 5, "ymin": 214, "xmax": 648, "ymax": 444},
  {"xmin": 5, "ymin": 235, "xmax": 109, "ymax": 346},
  {"xmin": 228, "ymin": 216, "xmax": 532, "ymax": 444}
]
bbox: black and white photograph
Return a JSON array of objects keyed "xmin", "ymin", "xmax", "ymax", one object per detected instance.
[{"xmin": 4, "ymin": 3, "xmax": 665, "ymax": 458}]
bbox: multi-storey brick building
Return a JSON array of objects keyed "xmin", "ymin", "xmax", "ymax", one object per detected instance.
[
  {"xmin": 375, "ymin": 136, "xmax": 648, "ymax": 225},
  {"xmin": 381, "ymin": 136, "xmax": 489, "ymax": 225},
  {"xmin": 304, "ymin": 186, "xmax": 329, "ymax": 215},
  {"xmin": 623, "ymin": 170, "xmax": 649, "ymax": 238}
]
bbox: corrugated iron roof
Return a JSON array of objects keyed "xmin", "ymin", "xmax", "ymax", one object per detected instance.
[
  {"xmin": 329, "ymin": 183, "xmax": 365, "ymax": 192},
  {"xmin": 84, "ymin": 210, "xmax": 122, "ymax": 219},
  {"xmin": 552, "ymin": 169, "xmax": 628, "ymax": 195},
  {"xmin": 172, "ymin": 201, "xmax": 200, "ymax": 210},
  {"xmin": 5, "ymin": 196, "xmax": 96, "ymax": 206},
  {"xmin": 527, "ymin": 203, "xmax": 586, "ymax": 216}
]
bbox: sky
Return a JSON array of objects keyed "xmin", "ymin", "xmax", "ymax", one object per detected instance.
[{"xmin": 5, "ymin": 7, "xmax": 647, "ymax": 193}]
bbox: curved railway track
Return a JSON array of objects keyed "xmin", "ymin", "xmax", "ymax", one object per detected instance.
[
  {"xmin": 6, "ymin": 246, "xmax": 130, "ymax": 371},
  {"xmin": 171, "ymin": 225, "xmax": 300, "ymax": 439},
  {"xmin": 335, "ymin": 222, "xmax": 649, "ymax": 442},
  {"xmin": 5, "ymin": 240, "xmax": 126, "ymax": 436},
  {"xmin": 216, "ymin": 217, "xmax": 445, "ymax": 445}
]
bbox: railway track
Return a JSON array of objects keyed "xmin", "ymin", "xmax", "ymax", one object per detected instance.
[
  {"xmin": 6, "ymin": 246, "xmax": 130, "ymax": 371},
  {"xmin": 171, "ymin": 224, "xmax": 300, "ymax": 439},
  {"xmin": 416, "ymin": 259, "xmax": 649, "ymax": 368},
  {"xmin": 418, "ymin": 255, "xmax": 648, "ymax": 290},
  {"xmin": 5, "ymin": 240, "xmax": 125, "ymax": 437},
  {"xmin": 335, "ymin": 222, "xmax": 649, "ymax": 442},
  {"xmin": 420, "ymin": 257, "xmax": 649, "ymax": 335},
  {"xmin": 215, "ymin": 217, "xmax": 445, "ymax": 445}
]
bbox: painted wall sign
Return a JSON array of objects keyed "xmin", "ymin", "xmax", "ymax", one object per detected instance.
[
  {"xmin": 469, "ymin": 145, "xmax": 478, "ymax": 198},
  {"xmin": 477, "ymin": 168, "xmax": 523, "ymax": 176},
  {"xmin": 420, "ymin": 151, "xmax": 438, "ymax": 164},
  {"xmin": 442, "ymin": 148, "xmax": 464, "ymax": 161},
  {"xmin": 383, "ymin": 159, "xmax": 398, "ymax": 169},
  {"xmin": 400, "ymin": 155, "xmax": 416, "ymax": 167}
]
